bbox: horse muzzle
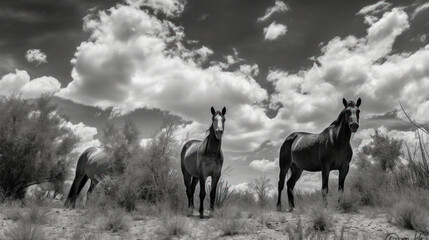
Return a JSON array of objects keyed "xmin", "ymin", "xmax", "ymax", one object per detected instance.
[
  {"xmin": 349, "ymin": 123, "xmax": 359, "ymax": 132},
  {"xmin": 215, "ymin": 130, "xmax": 223, "ymax": 139}
]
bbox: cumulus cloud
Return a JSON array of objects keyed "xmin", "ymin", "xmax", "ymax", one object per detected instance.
[
  {"xmin": 25, "ymin": 49, "xmax": 47, "ymax": 65},
  {"xmin": 412, "ymin": 2, "xmax": 429, "ymax": 19},
  {"xmin": 0, "ymin": 69, "xmax": 61, "ymax": 98},
  {"xmin": 61, "ymin": 121, "xmax": 101, "ymax": 154},
  {"xmin": 249, "ymin": 158, "xmax": 278, "ymax": 172},
  {"xmin": 268, "ymin": 7, "xmax": 429, "ymax": 134},
  {"xmin": 263, "ymin": 21, "xmax": 287, "ymax": 40},
  {"xmin": 258, "ymin": 0, "xmax": 289, "ymax": 22},
  {"xmin": 57, "ymin": 0, "xmax": 274, "ymax": 152}
]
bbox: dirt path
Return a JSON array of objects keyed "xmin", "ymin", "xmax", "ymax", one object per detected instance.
[{"xmin": 0, "ymin": 207, "xmax": 425, "ymax": 240}]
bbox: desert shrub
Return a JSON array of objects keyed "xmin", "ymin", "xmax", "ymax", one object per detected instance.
[
  {"xmin": 0, "ymin": 94, "xmax": 78, "ymax": 200},
  {"xmin": 103, "ymin": 209, "xmax": 129, "ymax": 232},
  {"xmin": 336, "ymin": 190, "xmax": 360, "ymax": 213},
  {"xmin": 250, "ymin": 175, "xmax": 273, "ymax": 207},
  {"xmin": 25, "ymin": 207, "xmax": 50, "ymax": 225},
  {"xmin": 205, "ymin": 180, "xmax": 233, "ymax": 208},
  {"xmin": 98, "ymin": 117, "xmax": 187, "ymax": 212},
  {"xmin": 156, "ymin": 214, "xmax": 188, "ymax": 240},
  {"xmin": 284, "ymin": 217, "xmax": 310, "ymax": 240},
  {"xmin": 309, "ymin": 207, "xmax": 332, "ymax": 231},
  {"xmin": 4, "ymin": 220, "xmax": 46, "ymax": 240},
  {"xmin": 213, "ymin": 206, "xmax": 246, "ymax": 236},
  {"xmin": 389, "ymin": 201, "xmax": 429, "ymax": 233}
]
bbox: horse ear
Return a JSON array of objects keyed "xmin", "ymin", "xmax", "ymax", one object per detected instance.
[
  {"xmin": 211, "ymin": 106, "xmax": 216, "ymax": 115},
  {"xmin": 356, "ymin": 98, "xmax": 361, "ymax": 107},
  {"xmin": 342, "ymin": 98, "xmax": 348, "ymax": 107},
  {"xmin": 222, "ymin": 107, "xmax": 226, "ymax": 115}
]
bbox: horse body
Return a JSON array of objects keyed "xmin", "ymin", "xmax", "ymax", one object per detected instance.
[
  {"xmin": 64, "ymin": 146, "xmax": 110, "ymax": 208},
  {"xmin": 181, "ymin": 107, "xmax": 226, "ymax": 218},
  {"xmin": 277, "ymin": 98, "xmax": 361, "ymax": 211}
]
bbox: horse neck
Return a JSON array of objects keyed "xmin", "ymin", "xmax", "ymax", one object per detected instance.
[
  {"xmin": 333, "ymin": 112, "xmax": 352, "ymax": 147},
  {"xmin": 205, "ymin": 126, "xmax": 222, "ymax": 155}
]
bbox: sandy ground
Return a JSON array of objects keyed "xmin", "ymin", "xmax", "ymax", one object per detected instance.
[{"xmin": 0, "ymin": 203, "xmax": 426, "ymax": 240}]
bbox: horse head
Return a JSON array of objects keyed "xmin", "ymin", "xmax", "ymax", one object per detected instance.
[
  {"xmin": 342, "ymin": 98, "xmax": 361, "ymax": 133},
  {"xmin": 210, "ymin": 106, "xmax": 226, "ymax": 140}
]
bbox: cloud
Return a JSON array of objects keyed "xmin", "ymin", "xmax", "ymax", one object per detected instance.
[
  {"xmin": 412, "ymin": 2, "xmax": 429, "ymax": 19},
  {"xmin": 263, "ymin": 21, "xmax": 287, "ymax": 40},
  {"xmin": 258, "ymin": 0, "xmax": 289, "ymax": 22},
  {"xmin": 357, "ymin": 1, "xmax": 391, "ymax": 16},
  {"xmin": 0, "ymin": 69, "xmax": 61, "ymax": 98},
  {"xmin": 232, "ymin": 182, "xmax": 251, "ymax": 193},
  {"xmin": 128, "ymin": 0, "xmax": 186, "ymax": 17},
  {"xmin": 268, "ymin": 8, "xmax": 425, "ymax": 134},
  {"xmin": 57, "ymin": 0, "xmax": 274, "ymax": 152},
  {"xmin": 249, "ymin": 158, "xmax": 278, "ymax": 172},
  {"xmin": 60, "ymin": 121, "xmax": 101, "ymax": 154},
  {"xmin": 25, "ymin": 49, "xmax": 47, "ymax": 65}
]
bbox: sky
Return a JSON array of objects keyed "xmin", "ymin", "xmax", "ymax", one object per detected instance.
[{"xmin": 1, "ymin": 0, "xmax": 429, "ymax": 193}]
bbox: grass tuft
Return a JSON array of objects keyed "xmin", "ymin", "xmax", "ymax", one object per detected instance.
[
  {"xmin": 309, "ymin": 207, "xmax": 332, "ymax": 231},
  {"xmin": 103, "ymin": 209, "xmax": 129, "ymax": 233},
  {"xmin": 389, "ymin": 201, "xmax": 429, "ymax": 233},
  {"xmin": 156, "ymin": 214, "xmax": 188, "ymax": 240},
  {"xmin": 4, "ymin": 220, "xmax": 46, "ymax": 240}
]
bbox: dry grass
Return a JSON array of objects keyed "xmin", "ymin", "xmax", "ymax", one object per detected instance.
[
  {"xmin": 25, "ymin": 207, "xmax": 50, "ymax": 225},
  {"xmin": 309, "ymin": 207, "xmax": 333, "ymax": 231},
  {"xmin": 156, "ymin": 214, "xmax": 188, "ymax": 240},
  {"xmin": 389, "ymin": 201, "xmax": 429, "ymax": 233},
  {"xmin": 213, "ymin": 206, "xmax": 247, "ymax": 236},
  {"xmin": 4, "ymin": 220, "xmax": 46, "ymax": 240},
  {"xmin": 2, "ymin": 208, "xmax": 23, "ymax": 221},
  {"xmin": 103, "ymin": 209, "xmax": 129, "ymax": 233}
]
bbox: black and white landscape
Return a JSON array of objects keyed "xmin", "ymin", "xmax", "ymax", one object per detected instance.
[{"xmin": 0, "ymin": 0, "xmax": 429, "ymax": 239}]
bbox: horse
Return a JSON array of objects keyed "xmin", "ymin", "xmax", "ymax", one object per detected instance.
[
  {"xmin": 181, "ymin": 106, "xmax": 226, "ymax": 218},
  {"xmin": 277, "ymin": 98, "xmax": 361, "ymax": 211},
  {"xmin": 64, "ymin": 146, "xmax": 110, "ymax": 208}
]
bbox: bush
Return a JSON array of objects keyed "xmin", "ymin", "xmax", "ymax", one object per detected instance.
[
  {"xmin": 4, "ymin": 220, "xmax": 46, "ymax": 240},
  {"xmin": 389, "ymin": 201, "xmax": 429, "ymax": 233},
  {"xmin": 336, "ymin": 190, "xmax": 360, "ymax": 213},
  {"xmin": 0, "ymin": 94, "xmax": 78, "ymax": 200},
  {"xmin": 103, "ymin": 209, "xmax": 128, "ymax": 233},
  {"xmin": 205, "ymin": 180, "xmax": 233, "ymax": 208},
  {"xmin": 250, "ymin": 175, "xmax": 273, "ymax": 207},
  {"xmin": 156, "ymin": 214, "xmax": 188, "ymax": 240},
  {"xmin": 25, "ymin": 207, "xmax": 50, "ymax": 225},
  {"xmin": 309, "ymin": 207, "xmax": 332, "ymax": 231},
  {"xmin": 213, "ymin": 206, "xmax": 246, "ymax": 236}
]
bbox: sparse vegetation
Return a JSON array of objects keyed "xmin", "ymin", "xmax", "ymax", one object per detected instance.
[
  {"xmin": 156, "ymin": 214, "xmax": 188, "ymax": 240},
  {"xmin": 25, "ymin": 207, "xmax": 50, "ymax": 225},
  {"xmin": 4, "ymin": 220, "xmax": 46, "ymax": 240},
  {"xmin": 0, "ymin": 94, "xmax": 78, "ymax": 200},
  {"xmin": 250, "ymin": 175, "xmax": 273, "ymax": 207},
  {"xmin": 103, "ymin": 209, "xmax": 129, "ymax": 233},
  {"xmin": 389, "ymin": 201, "xmax": 429, "ymax": 233},
  {"xmin": 3, "ymin": 208, "xmax": 23, "ymax": 221},
  {"xmin": 309, "ymin": 207, "xmax": 332, "ymax": 231}
]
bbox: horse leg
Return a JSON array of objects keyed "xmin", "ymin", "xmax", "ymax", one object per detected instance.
[
  {"xmin": 198, "ymin": 176, "xmax": 207, "ymax": 218},
  {"xmin": 189, "ymin": 177, "xmax": 199, "ymax": 209},
  {"xmin": 74, "ymin": 175, "xmax": 89, "ymax": 208},
  {"xmin": 277, "ymin": 165, "xmax": 290, "ymax": 211},
  {"xmin": 86, "ymin": 180, "xmax": 98, "ymax": 205},
  {"xmin": 286, "ymin": 164, "xmax": 303, "ymax": 211},
  {"xmin": 210, "ymin": 174, "xmax": 220, "ymax": 210},
  {"xmin": 321, "ymin": 166, "xmax": 330, "ymax": 207},
  {"xmin": 182, "ymin": 170, "xmax": 193, "ymax": 208},
  {"xmin": 338, "ymin": 165, "xmax": 349, "ymax": 202},
  {"xmin": 64, "ymin": 174, "xmax": 86, "ymax": 208}
]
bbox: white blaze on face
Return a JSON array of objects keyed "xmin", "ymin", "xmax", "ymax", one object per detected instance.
[{"xmin": 215, "ymin": 114, "xmax": 224, "ymax": 132}]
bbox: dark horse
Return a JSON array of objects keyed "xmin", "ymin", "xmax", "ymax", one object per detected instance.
[
  {"xmin": 181, "ymin": 106, "xmax": 226, "ymax": 218},
  {"xmin": 64, "ymin": 146, "xmax": 110, "ymax": 208},
  {"xmin": 277, "ymin": 98, "xmax": 361, "ymax": 211}
]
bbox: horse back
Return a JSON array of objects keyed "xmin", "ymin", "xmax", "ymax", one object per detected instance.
[{"xmin": 77, "ymin": 146, "xmax": 109, "ymax": 181}]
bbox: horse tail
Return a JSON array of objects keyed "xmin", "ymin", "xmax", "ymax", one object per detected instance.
[{"xmin": 279, "ymin": 133, "xmax": 298, "ymax": 169}]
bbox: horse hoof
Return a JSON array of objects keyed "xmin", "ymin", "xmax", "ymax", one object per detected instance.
[
  {"xmin": 286, "ymin": 208, "xmax": 293, "ymax": 213},
  {"xmin": 276, "ymin": 205, "xmax": 282, "ymax": 212}
]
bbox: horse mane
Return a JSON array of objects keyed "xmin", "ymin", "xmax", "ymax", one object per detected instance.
[{"xmin": 328, "ymin": 109, "xmax": 345, "ymax": 128}]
